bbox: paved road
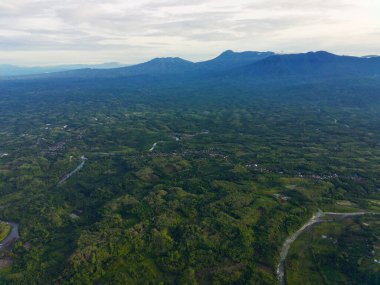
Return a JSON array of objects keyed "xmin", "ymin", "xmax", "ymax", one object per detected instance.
[
  {"xmin": 277, "ymin": 211, "xmax": 372, "ymax": 285},
  {"xmin": 0, "ymin": 222, "xmax": 19, "ymax": 250},
  {"xmin": 58, "ymin": 156, "xmax": 87, "ymax": 185},
  {"xmin": 149, "ymin": 142, "xmax": 158, "ymax": 152}
]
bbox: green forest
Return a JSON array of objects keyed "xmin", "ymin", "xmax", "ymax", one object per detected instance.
[{"xmin": 0, "ymin": 78, "xmax": 379, "ymax": 284}]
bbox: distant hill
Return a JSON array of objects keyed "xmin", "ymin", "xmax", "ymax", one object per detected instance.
[
  {"xmin": 362, "ymin": 55, "xmax": 379, "ymax": 58},
  {"xmin": 112, "ymin": 57, "xmax": 195, "ymax": 76},
  {"xmin": 1, "ymin": 50, "xmax": 274, "ymax": 79},
  {"xmin": 11, "ymin": 57, "xmax": 197, "ymax": 79},
  {"xmin": 101, "ymin": 51, "xmax": 276, "ymax": 77},
  {"xmin": 197, "ymin": 50, "xmax": 275, "ymax": 71},
  {"xmin": 0, "ymin": 62, "xmax": 127, "ymax": 76},
  {"xmin": 229, "ymin": 51, "xmax": 380, "ymax": 82}
]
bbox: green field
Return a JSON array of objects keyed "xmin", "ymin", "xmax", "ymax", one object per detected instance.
[
  {"xmin": 286, "ymin": 215, "xmax": 380, "ymax": 285},
  {"xmin": 0, "ymin": 222, "xmax": 11, "ymax": 243}
]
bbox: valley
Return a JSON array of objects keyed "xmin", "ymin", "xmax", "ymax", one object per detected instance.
[{"xmin": 0, "ymin": 51, "xmax": 379, "ymax": 284}]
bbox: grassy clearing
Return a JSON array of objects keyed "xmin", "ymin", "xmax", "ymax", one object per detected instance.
[
  {"xmin": 286, "ymin": 216, "xmax": 380, "ymax": 285},
  {"xmin": 0, "ymin": 222, "xmax": 11, "ymax": 242}
]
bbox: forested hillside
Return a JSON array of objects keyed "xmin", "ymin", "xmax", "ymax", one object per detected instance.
[{"xmin": 0, "ymin": 53, "xmax": 379, "ymax": 284}]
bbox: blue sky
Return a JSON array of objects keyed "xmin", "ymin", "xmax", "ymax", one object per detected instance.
[{"xmin": 0, "ymin": 0, "xmax": 379, "ymax": 65}]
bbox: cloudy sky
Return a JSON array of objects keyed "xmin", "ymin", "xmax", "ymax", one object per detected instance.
[{"xmin": 1, "ymin": 0, "xmax": 379, "ymax": 65}]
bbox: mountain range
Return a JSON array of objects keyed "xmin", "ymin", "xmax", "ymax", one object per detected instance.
[{"xmin": 2, "ymin": 51, "xmax": 380, "ymax": 84}]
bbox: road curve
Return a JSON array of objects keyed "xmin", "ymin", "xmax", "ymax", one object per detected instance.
[
  {"xmin": 58, "ymin": 156, "xmax": 87, "ymax": 185},
  {"xmin": 277, "ymin": 211, "xmax": 371, "ymax": 285},
  {"xmin": 149, "ymin": 142, "xmax": 158, "ymax": 152},
  {"xmin": 0, "ymin": 222, "xmax": 19, "ymax": 250}
]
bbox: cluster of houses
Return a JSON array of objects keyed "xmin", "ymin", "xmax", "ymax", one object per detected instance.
[
  {"xmin": 48, "ymin": 141, "xmax": 66, "ymax": 153},
  {"xmin": 274, "ymin": 193, "xmax": 291, "ymax": 202}
]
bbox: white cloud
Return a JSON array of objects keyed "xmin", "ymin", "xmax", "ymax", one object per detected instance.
[{"xmin": 0, "ymin": 0, "xmax": 378, "ymax": 65}]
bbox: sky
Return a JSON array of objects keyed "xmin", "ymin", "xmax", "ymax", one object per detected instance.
[{"xmin": 0, "ymin": 0, "xmax": 379, "ymax": 66}]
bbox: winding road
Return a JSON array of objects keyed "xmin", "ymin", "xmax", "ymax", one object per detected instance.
[
  {"xmin": 149, "ymin": 142, "xmax": 158, "ymax": 152},
  {"xmin": 58, "ymin": 156, "xmax": 87, "ymax": 185},
  {"xmin": 277, "ymin": 211, "xmax": 372, "ymax": 285},
  {"xmin": 0, "ymin": 222, "xmax": 19, "ymax": 250},
  {"xmin": 147, "ymin": 131, "xmax": 208, "ymax": 152}
]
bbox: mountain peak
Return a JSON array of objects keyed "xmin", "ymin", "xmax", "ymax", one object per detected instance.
[
  {"xmin": 219, "ymin": 50, "xmax": 274, "ymax": 56},
  {"xmin": 307, "ymin": 51, "xmax": 335, "ymax": 57},
  {"xmin": 220, "ymin": 50, "xmax": 235, "ymax": 56},
  {"xmin": 149, "ymin": 57, "xmax": 192, "ymax": 64},
  {"xmin": 195, "ymin": 50, "xmax": 276, "ymax": 71},
  {"xmin": 215, "ymin": 50, "xmax": 275, "ymax": 60}
]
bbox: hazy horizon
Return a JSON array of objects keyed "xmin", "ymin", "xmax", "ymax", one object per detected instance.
[
  {"xmin": 2, "ymin": 49, "xmax": 379, "ymax": 68},
  {"xmin": 1, "ymin": 0, "xmax": 379, "ymax": 66}
]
